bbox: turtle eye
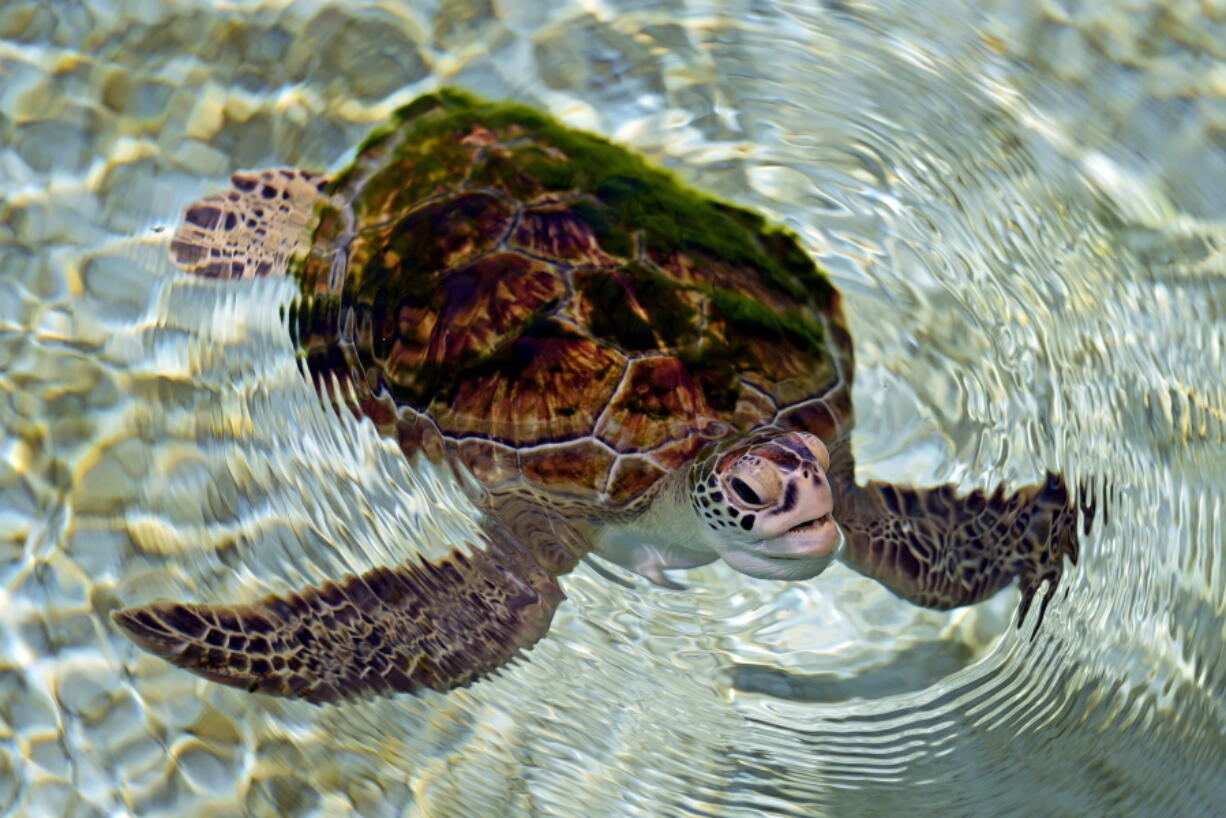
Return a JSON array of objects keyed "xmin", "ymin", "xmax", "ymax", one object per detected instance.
[{"xmin": 728, "ymin": 477, "xmax": 762, "ymax": 506}]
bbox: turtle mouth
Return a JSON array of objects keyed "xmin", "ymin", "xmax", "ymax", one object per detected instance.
[
  {"xmin": 716, "ymin": 511, "xmax": 840, "ymax": 580},
  {"xmin": 750, "ymin": 511, "xmax": 839, "ymax": 561},
  {"xmin": 784, "ymin": 512, "xmax": 833, "ymax": 537}
]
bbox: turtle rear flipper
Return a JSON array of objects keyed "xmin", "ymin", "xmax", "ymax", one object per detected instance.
[
  {"xmin": 170, "ymin": 169, "xmax": 331, "ymax": 280},
  {"xmin": 832, "ymin": 447, "xmax": 1092, "ymax": 637},
  {"xmin": 111, "ymin": 535, "xmax": 564, "ymax": 705}
]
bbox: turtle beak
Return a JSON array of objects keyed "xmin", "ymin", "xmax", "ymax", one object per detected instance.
[
  {"xmin": 715, "ymin": 517, "xmax": 841, "ymax": 581},
  {"xmin": 768, "ymin": 510, "xmax": 840, "ymax": 559}
]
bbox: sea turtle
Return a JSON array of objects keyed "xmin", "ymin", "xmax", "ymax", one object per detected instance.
[{"xmin": 112, "ymin": 90, "xmax": 1090, "ymax": 705}]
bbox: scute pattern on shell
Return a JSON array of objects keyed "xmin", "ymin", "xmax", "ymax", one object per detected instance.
[{"xmin": 294, "ymin": 90, "xmax": 852, "ymax": 509}]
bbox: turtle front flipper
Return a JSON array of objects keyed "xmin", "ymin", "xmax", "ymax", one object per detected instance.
[
  {"xmin": 832, "ymin": 449, "xmax": 1094, "ymax": 636},
  {"xmin": 169, "ymin": 169, "xmax": 331, "ymax": 280},
  {"xmin": 111, "ymin": 535, "xmax": 564, "ymax": 705}
]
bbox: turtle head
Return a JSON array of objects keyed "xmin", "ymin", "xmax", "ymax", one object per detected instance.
[{"xmin": 691, "ymin": 431, "xmax": 840, "ymax": 581}]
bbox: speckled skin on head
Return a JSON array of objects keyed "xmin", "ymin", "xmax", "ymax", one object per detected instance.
[{"xmin": 112, "ymin": 90, "xmax": 1092, "ymax": 704}]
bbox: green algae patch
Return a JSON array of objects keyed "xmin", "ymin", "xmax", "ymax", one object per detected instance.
[
  {"xmin": 363, "ymin": 88, "xmax": 833, "ymax": 308},
  {"xmin": 708, "ymin": 287, "xmax": 826, "ymax": 352},
  {"xmin": 676, "ymin": 348, "xmax": 742, "ymax": 413},
  {"xmin": 568, "ymin": 199, "xmax": 635, "ymax": 259},
  {"xmin": 579, "ymin": 270, "xmax": 655, "ymax": 351},
  {"xmin": 578, "ymin": 262, "xmax": 699, "ymax": 352}
]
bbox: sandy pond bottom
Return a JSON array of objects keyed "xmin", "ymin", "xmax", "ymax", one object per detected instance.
[{"xmin": 0, "ymin": 0, "xmax": 1224, "ymax": 815}]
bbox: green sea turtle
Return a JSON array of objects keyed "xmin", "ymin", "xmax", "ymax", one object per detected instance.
[{"xmin": 112, "ymin": 90, "xmax": 1090, "ymax": 705}]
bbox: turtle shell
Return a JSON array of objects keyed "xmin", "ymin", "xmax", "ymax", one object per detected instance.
[{"xmin": 293, "ymin": 90, "xmax": 853, "ymax": 510}]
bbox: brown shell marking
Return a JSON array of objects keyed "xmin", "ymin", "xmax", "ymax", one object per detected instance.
[
  {"xmin": 352, "ymin": 192, "xmax": 514, "ymax": 289},
  {"xmin": 435, "ymin": 327, "xmax": 627, "ymax": 444},
  {"xmin": 349, "ymin": 131, "xmax": 480, "ymax": 227},
  {"xmin": 455, "ymin": 437, "xmax": 521, "ymax": 489},
  {"xmin": 377, "ymin": 253, "xmax": 566, "ymax": 390},
  {"xmin": 509, "ymin": 204, "xmax": 617, "ymax": 267},
  {"xmin": 520, "ymin": 439, "xmax": 617, "ymax": 499},
  {"xmin": 647, "ymin": 247, "xmax": 797, "ymax": 316},
  {"xmin": 594, "ymin": 356, "xmax": 715, "ymax": 452},
  {"xmin": 604, "ymin": 456, "xmax": 669, "ymax": 506}
]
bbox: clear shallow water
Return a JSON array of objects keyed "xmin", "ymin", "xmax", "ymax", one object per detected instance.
[{"xmin": 1, "ymin": 0, "xmax": 1223, "ymax": 815}]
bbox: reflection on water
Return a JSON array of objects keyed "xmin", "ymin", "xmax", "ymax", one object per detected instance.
[{"xmin": 0, "ymin": 0, "xmax": 1223, "ymax": 815}]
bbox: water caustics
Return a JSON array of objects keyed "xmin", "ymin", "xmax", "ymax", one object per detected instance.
[{"xmin": 0, "ymin": 0, "xmax": 1223, "ymax": 816}]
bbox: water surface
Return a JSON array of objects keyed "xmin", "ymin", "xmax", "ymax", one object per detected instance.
[{"xmin": 1, "ymin": 0, "xmax": 1223, "ymax": 815}]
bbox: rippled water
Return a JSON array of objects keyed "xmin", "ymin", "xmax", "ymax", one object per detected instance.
[{"xmin": 1, "ymin": 0, "xmax": 1223, "ymax": 815}]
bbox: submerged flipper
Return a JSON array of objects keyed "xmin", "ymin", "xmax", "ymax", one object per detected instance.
[
  {"xmin": 111, "ymin": 535, "xmax": 564, "ymax": 705},
  {"xmin": 832, "ymin": 448, "xmax": 1094, "ymax": 636},
  {"xmin": 169, "ymin": 169, "xmax": 331, "ymax": 279}
]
